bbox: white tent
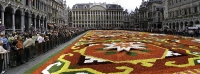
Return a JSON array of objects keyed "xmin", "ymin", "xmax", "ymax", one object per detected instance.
[{"xmin": 188, "ymin": 27, "xmax": 199, "ymax": 29}]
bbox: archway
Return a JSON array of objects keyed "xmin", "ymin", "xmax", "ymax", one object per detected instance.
[
  {"xmin": 36, "ymin": 15, "xmax": 40, "ymax": 30},
  {"xmin": 173, "ymin": 23, "xmax": 175, "ymax": 29},
  {"xmin": 4, "ymin": 7, "xmax": 13, "ymax": 30},
  {"xmin": 189, "ymin": 21, "xmax": 194, "ymax": 27},
  {"xmin": 180, "ymin": 22, "xmax": 183, "ymax": 30},
  {"xmin": 169, "ymin": 23, "xmax": 172, "ymax": 29},
  {"xmin": 24, "ymin": 12, "xmax": 29, "ymax": 31},
  {"xmin": 195, "ymin": 20, "xmax": 200, "ymax": 24},
  {"xmin": 32, "ymin": 14, "xmax": 35, "ymax": 27},
  {"xmin": 176, "ymin": 22, "xmax": 179, "ymax": 30},
  {"xmin": 15, "ymin": 9, "xmax": 22, "ymax": 30}
]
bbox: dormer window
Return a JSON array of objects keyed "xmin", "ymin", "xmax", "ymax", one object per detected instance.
[
  {"xmin": 107, "ymin": 5, "xmax": 111, "ymax": 8},
  {"xmin": 75, "ymin": 5, "xmax": 78, "ymax": 9},
  {"xmin": 84, "ymin": 5, "xmax": 87, "ymax": 8}
]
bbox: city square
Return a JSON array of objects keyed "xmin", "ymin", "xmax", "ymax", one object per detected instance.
[{"xmin": 0, "ymin": 0, "xmax": 200, "ymax": 74}]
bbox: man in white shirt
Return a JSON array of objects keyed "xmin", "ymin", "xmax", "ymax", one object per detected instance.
[
  {"xmin": 37, "ymin": 34, "xmax": 45, "ymax": 44},
  {"xmin": 37, "ymin": 34, "xmax": 45, "ymax": 55},
  {"xmin": 23, "ymin": 35, "xmax": 35, "ymax": 61}
]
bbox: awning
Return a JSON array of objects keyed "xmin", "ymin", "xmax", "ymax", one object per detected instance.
[
  {"xmin": 188, "ymin": 27, "xmax": 199, "ymax": 29},
  {"xmin": 48, "ymin": 24, "xmax": 54, "ymax": 29}
]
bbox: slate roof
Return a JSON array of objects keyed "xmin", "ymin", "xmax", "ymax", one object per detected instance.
[{"xmin": 72, "ymin": 3, "xmax": 123, "ymax": 10}]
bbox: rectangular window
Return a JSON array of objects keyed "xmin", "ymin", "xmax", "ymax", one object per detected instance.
[
  {"xmin": 189, "ymin": 8, "xmax": 191, "ymax": 14},
  {"xmin": 185, "ymin": 9, "xmax": 187, "ymax": 15},
  {"xmin": 194, "ymin": 7, "xmax": 198, "ymax": 13}
]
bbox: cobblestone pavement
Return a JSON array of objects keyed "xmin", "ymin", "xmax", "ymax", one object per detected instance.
[{"xmin": 4, "ymin": 32, "xmax": 87, "ymax": 74}]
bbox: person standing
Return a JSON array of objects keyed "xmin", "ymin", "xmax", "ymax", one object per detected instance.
[
  {"xmin": 2, "ymin": 35, "xmax": 8, "ymax": 50},
  {"xmin": 0, "ymin": 39, "xmax": 9, "ymax": 74},
  {"xmin": 23, "ymin": 35, "xmax": 34, "ymax": 61},
  {"xmin": 37, "ymin": 34, "xmax": 45, "ymax": 55},
  {"xmin": 16, "ymin": 36, "xmax": 24, "ymax": 65}
]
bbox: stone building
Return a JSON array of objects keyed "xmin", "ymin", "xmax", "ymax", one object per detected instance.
[
  {"xmin": 146, "ymin": 0, "xmax": 163, "ymax": 29},
  {"xmin": 129, "ymin": 11, "xmax": 135, "ymax": 28},
  {"xmin": 71, "ymin": 2, "xmax": 124, "ymax": 29},
  {"xmin": 123, "ymin": 9, "xmax": 130, "ymax": 28},
  {"xmin": 0, "ymin": 0, "xmax": 68, "ymax": 33},
  {"xmin": 138, "ymin": 0, "xmax": 148, "ymax": 30},
  {"xmin": 163, "ymin": 0, "xmax": 200, "ymax": 30},
  {"xmin": 68, "ymin": 7, "xmax": 72, "ymax": 27},
  {"xmin": 131, "ymin": 0, "xmax": 163, "ymax": 30},
  {"xmin": 132, "ymin": 7, "xmax": 140, "ymax": 28}
]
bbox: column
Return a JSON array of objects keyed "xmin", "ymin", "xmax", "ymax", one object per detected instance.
[
  {"xmin": 41, "ymin": 18, "xmax": 44, "ymax": 31},
  {"xmin": 198, "ymin": 5, "xmax": 200, "ymax": 14},
  {"xmin": 34, "ymin": 0, "xmax": 36, "ymax": 7},
  {"xmin": 1, "ymin": 10, "xmax": 5, "ymax": 26},
  {"xmin": 21, "ymin": 12, "xmax": 25, "ymax": 32},
  {"xmin": 38, "ymin": 17, "xmax": 40, "ymax": 31},
  {"xmin": 29, "ymin": 0, "xmax": 32, "ymax": 8},
  {"xmin": 1, "ymin": 10, "xmax": 5, "ymax": 34},
  {"xmin": 38, "ymin": 0, "xmax": 39, "ymax": 9},
  {"xmin": 34, "ymin": 16, "xmax": 36, "ymax": 31},
  {"xmin": 87, "ymin": 11, "xmax": 88, "ymax": 28},
  {"xmin": 28, "ymin": 14, "xmax": 32, "ymax": 31},
  {"xmin": 178, "ymin": 23, "xmax": 181, "ymax": 30},
  {"xmin": 90, "ymin": 11, "xmax": 91, "ymax": 28},
  {"xmin": 43, "ymin": 18, "xmax": 45, "ymax": 30},
  {"xmin": 12, "ymin": 12, "xmax": 15, "ymax": 32},
  {"xmin": 95, "ymin": 11, "xmax": 96, "ymax": 28},
  {"xmin": 21, "ymin": 0, "xmax": 25, "ymax": 6},
  {"xmin": 183, "ymin": 24, "xmax": 185, "ymax": 30}
]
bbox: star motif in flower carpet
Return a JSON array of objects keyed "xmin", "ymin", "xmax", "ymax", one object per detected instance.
[{"xmin": 103, "ymin": 42, "xmax": 146, "ymax": 52}]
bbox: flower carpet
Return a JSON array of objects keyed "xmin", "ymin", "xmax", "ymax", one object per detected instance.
[{"xmin": 27, "ymin": 30, "xmax": 200, "ymax": 74}]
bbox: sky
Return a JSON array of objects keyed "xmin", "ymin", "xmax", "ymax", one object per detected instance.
[{"xmin": 66, "ymin": 0, "xmax": 144, "ymax": 12}]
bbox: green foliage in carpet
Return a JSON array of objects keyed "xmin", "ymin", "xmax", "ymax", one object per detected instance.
[
  {"xmin": 48, "ymin": 61, "xmax": 64, "ymax": 73},
  {"xmin": 194, "ymin": 59, "xmax": 200, "ymax": 65},
  {"xmin": 140, "ymin": 50, "xmax": 151, "ymax": 52},
  {"xmin": 126, "ymin": 52, "xmax": 137, "ymax": 56},
  {"xmin": 68, "ymin": 64, "xmax": 79, "ymax": 69},
  {"xmin": 105, "ymin": 51, "xmax": 116, "ymax": 55},
  {"xmin": 95, "ymin": 48, "xmax": 104, "ymax": 51}
]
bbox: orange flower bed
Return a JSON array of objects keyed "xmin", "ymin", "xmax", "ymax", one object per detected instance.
[{"xmin": 32, "ymin": 30, "xmax": 200, "ymax": 74}]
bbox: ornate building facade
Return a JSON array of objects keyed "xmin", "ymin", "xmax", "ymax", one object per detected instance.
[
  {"xmin": 123, "ymin": 9, "xmax": 130, "ymax": 28},
  {"xmin": 0, "ymin": 0, "xmax": 68, "ymax": 33},
  {"xmin": 163, "ymin": 0, "xmax": 200, "ymax": 30},
  {"xmin": 146, "ymin": 0, "xmax": 163, "ymax": 29},
  {"xmin": 131, "ymin": 0, "xmax": 163, "ymax": 30},
  {"xmin": 72, "ymin": 3, "xmax": 124, "ymax": 29}
]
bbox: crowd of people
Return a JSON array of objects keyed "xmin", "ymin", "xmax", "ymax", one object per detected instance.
[
  {"xmin": 0, "ymin": 26, "xmax": 86, "ymax": 73},
  {"xmin": 130, "ymin": 28, "xmax": 200, "ymax": 38}
]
